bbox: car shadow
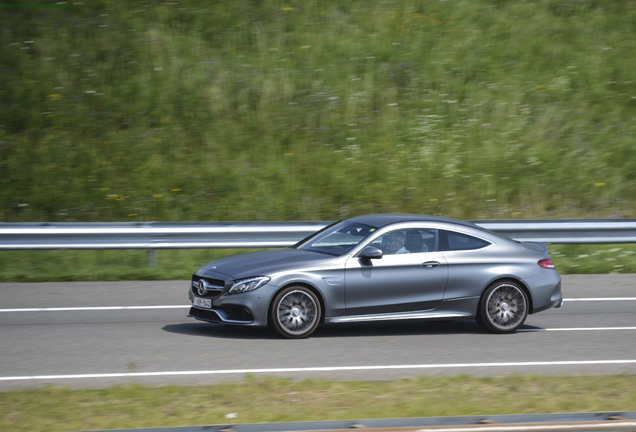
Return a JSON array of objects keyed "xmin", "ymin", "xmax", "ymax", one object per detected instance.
[
  {"xmin": 313, "ymin": 321, "xmax": 548, "ymax": 338},
  {"xmin": 517, "ymin": 324, "xmax": 550, "ymax": 333},
  {"xmin": 162, "ymin": 322, "xmax": 277, "ymax": 339},
  {"xmin": 162, "ymin": 319, "xmax": 532, "ymax": 340},
  {"xmin": 313, "ymin": 319, "xmax": 486, "ymax": 338}
]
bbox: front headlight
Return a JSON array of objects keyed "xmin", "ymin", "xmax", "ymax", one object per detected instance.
[{"xmin": 228, "ymin": 276, "xmax": 270, "ymax": 294}]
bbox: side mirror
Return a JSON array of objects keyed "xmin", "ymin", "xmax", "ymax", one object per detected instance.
[{"xmin": 359, "ymin": 246, "xmax": 383, "ymax": 260}]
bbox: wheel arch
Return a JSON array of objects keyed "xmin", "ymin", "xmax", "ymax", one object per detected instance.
[
  {"xmin": 267, "ymin": 282, "xmax": 326, "ymax": 325},
  {"xmin": 479, "ymin": 277, "xmax": 534, "ymax": 314}
]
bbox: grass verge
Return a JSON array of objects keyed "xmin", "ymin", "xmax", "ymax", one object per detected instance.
[
  {"xmin": 1, "ymin": 244, "xmax": 636, "ymax": 282},
  {"xmin": 1, "ymin": 375, "xmax": 636, "ymax": 432}
]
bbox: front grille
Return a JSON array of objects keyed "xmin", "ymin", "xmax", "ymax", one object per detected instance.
[{"xmin": 191, "ymin": 276, "xmax": 226, "ymax": 298}]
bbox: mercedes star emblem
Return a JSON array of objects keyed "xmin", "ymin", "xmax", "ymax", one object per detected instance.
[{"xmin": 197, "ymin": 280, "xmax": 207, "ymax": 296}]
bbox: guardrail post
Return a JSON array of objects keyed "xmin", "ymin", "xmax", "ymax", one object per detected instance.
[{"xmin": 147, "ymin": 250, "xmax": 158, "ymax": 267}]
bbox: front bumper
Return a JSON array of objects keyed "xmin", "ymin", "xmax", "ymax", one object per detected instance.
[
  {"xmin": 188, "ymin": 304, "xmax": 254, "ymax": 325},
  {"xmin": 187, "ymin": 276, "xmax": 271, "ymax": 326}
]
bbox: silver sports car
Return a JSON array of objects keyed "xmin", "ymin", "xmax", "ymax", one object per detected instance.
[{"xmin": 188, "ymin": 214, "xmax": 562, "ymax": 338}]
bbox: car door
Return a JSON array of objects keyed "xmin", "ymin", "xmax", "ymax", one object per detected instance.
[{"xmin": 343, "ymin": 228, "xmax": 449, "ymax": 316}]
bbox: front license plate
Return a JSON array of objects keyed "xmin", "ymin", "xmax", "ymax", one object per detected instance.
[{"xmin": 193, "ymin": 296, "xmax": 212, "ymax": 309}]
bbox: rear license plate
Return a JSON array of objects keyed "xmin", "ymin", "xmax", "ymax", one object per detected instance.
[{"xmin": 193, "ymin": 296, "xmax": 212, "ymax": 309}]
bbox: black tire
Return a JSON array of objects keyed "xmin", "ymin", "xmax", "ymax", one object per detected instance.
[
  {"xmin": 270, "ymin": 286, "xmax": 321, "ymax": 339},
  {"xmin": 477, "ymin": 281, "xmax": 528, "ymax": 333}
]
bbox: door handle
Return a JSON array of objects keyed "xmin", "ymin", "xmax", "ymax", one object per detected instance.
[{"xmin": 422, "ymin": 261, "xmax": 440, "ymax": 268}]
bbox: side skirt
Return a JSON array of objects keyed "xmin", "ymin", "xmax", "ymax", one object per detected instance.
[
  {"xmin": 325, "ymin": 297, "xmax": 479, "ymax": 324},
  {"xmin": 326, "ymin": 310, "xmax": 471, "ymax": 324}
]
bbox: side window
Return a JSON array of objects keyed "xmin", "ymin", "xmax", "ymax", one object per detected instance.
[
  {"xmin": 403, "ymin": 229, "xmax": 437, "ymax": 253},
  {"xmin": 439, "ymin": 230, "xmax": 490, "ymax": 251},
  {"xmin": 370, "ymin": 228, "xmax": 438, "ymax": 254}
]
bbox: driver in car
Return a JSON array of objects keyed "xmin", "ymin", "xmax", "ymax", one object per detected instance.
[{"xmin": 382, "ymin": 232, "xmax": 409, "ymax": 254}]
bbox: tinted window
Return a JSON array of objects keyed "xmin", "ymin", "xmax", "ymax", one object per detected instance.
[
  {"xmin": 403, "ymin": 228, "xmax": 437, "ymax": 253},
  {"xmin": 368, "ymin": 228, "xmax": 437, "ymax": 254},
  {"xmin": 439, "ymin": 230, "xmax": 490, "ymax": 251},
  {"xmin": 296, "ymin": 221, "xmax": 377, "ymax": 255}
]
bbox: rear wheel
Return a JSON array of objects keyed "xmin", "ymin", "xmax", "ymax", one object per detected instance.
[
  {"xmin": 271, "ymin": 286, "xmax": 321, "ymax": 339},
  {"xmin": 477, "ymin": 281, "xmax": 528, "ymax": 333}
]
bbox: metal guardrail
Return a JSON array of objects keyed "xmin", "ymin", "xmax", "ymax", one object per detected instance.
[
  {"xmin": 0, "ymin": 221, "xmax": 328, "ymax": 250},
  {"xmin": 0, "ymin": 219, "xmax": 635, "ymax": 250},
  {"xmin": 477, "ymin": 219, "xmax": 636, "ymax": 244}
]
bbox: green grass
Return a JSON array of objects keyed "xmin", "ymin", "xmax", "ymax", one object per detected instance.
[
  {"xmin": 1, "ymin": 0, "xmax": 635, "ymax": 223},
  {"xmin": 550, "ymin": 244, "xmax": 636, "ymax": 274},
  {"xmin": 1, "ymin": 375, "xmax": 635, "ymax": 432},
  {"xmin": 0, "ymin": 248, "xmax": 245, "ymax": 281},
  {"xmin": 1, "ymin": 243, "xmax": 635, "ymax": 282}
]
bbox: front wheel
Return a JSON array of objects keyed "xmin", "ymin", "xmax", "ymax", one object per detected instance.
[
  {"xmin": 270, "ymin": 286, "xmax": 321, "ymax": 339},
  {"xmin": 477, "ymin": 281, "xmax": 528, "ymax": 333}
]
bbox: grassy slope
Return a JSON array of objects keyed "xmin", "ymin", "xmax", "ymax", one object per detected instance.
[
  {"xmin": 1, "ymin": 0, "xmax": 635, "ymax": 224},
  {"xmin": 1, "ymin": 375, "xmax": 636, "ymax": 432}
]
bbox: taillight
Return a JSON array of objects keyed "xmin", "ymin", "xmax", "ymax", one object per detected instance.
[{"xmin": 538, "ymin": 259, "xmax": 555, "ymax": 269}]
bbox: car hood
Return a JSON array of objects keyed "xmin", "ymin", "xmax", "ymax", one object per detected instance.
[{"xmin": 196, "ymin": 248, "xmax": 337, "ymax": 280}]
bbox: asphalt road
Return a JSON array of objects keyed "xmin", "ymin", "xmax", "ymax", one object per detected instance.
[{"xmin": 1, "ymin": 275, "xmax": 635, "ymax": 390}]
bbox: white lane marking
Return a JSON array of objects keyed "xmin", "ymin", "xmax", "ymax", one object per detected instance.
[
  {"xmin": 565, "ymin": 298, "xmax": 636, "ymax": 301},
  {"xmin": 0, "ymin": 305, "xmax": 190, "ymax": 312},
  {"xmin": 1, "ymin": 297, "xmax": 635, "ymax": 313},
  {"xmin": 1, "ymin": 303, "xmax": 634, "ymax": 332},
  {"xmin": 1, "ymin": 360, "xmax": 635, "ymax": 382},
  {"xmin": 519, "ymin": 327, "xmax": 636, "ymax": 332}
]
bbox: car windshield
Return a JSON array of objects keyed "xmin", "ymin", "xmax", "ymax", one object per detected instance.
[{"xmin": 295, "ymin": 221, "xmax": 378, "ymax": 256}]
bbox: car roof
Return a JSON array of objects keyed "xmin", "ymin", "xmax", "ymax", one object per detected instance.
[{"xmin": 345, "ymin": 214, "xmax": 479, "ymax": 229}]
